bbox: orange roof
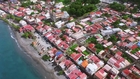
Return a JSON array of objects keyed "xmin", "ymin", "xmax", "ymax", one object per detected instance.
[{"xmin": 81, "ymin": 60, "xmax": 88, "ymax": 68}]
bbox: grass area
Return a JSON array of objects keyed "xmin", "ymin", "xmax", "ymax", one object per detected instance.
[
  {"xmin": 66, "ymin": 49, "xmax": 74, "ymax": 55},
  {"xmin": 86, "ymin": 36, "xmax": 97, "ymax": 44},
  {"xmin": 42, "ymin": 55, "xmax": 50, "ymax": 61},
  {"xmin": 69, "ymin": 44, "xmax": 78, "ymax": 51},
  {"xmin": 82, "ymin": 50, "xmax": 90, "ymax": 56}
]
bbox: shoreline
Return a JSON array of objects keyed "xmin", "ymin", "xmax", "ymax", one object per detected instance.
[
  {"xmin": 12, "ymin": 27, "xmax": 59, "ymax": 79},
  {"xmin": 2, "ymin": 18, "xmax": 66, "ymax": 79}
]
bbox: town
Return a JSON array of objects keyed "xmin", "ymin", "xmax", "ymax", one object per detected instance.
[{"xmin": 0, "ymin": 0, "xmax": 140, "ymax": 79}]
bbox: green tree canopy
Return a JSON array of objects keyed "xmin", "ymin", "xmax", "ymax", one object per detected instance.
[{"xmin": 110, "ymin": 2, "xmax": 126, "ymax": 12}]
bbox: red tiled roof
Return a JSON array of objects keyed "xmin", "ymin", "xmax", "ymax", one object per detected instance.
[
  {"xmin": 96, "ymin": 11, "xmax": 102, "ymax": 15},
  {"xmin": 65, "ymin": 60, "xmax": 72, "ymax": 67},
  {"xmin": 79, "ymin": 73, "xmax": 87, "ymax": 79},
  {"xmin": 90, "ymin": 55, "xmax": 100, "ymax": 63},
  {"xmin": 18, "ymin": 7, "xmax": 25, "ymax": 11},
  {"xmin": 123, "ymin": 69, "xmax": 131, "ymax": 76},
  {"xmin": 88, "ymin": 43, "xmax": 95, "ymax": 49},
  {"xmin": 38, "ymin": 16, "xmax": 46, "ymax": 20},
  {"xmin": 36, "ymin": 26, "xmax": 42, "ymax": 30},
  {"xmin": 71, "ymin": 53, "xmax": 82, "ymax": 61},
  {"xmin": 23, "ymin": 25, "xmax": 34, "ymax": 31},
  {"xmin": 116, "ymin": 51, "xmax": 122, "ymax": 56},
  {"xmin": 131, "ymin": 44, "xmax": 138, "ymax": 50},
  {"xmin": 95, "ymin": 70, "xmax": 105, "ymax": 79}
]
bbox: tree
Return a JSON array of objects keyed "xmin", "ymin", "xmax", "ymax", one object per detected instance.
[
  {"xmin": 95, "ymin": 43, "xmax": 104, "ymax": 49},
  {"xmin": 130, "ymin": 7, "xmax": 138, "ymax": 13},
  {"xmin": 110, "ymin": 2, "xmax": 126, "ymax": 12},
  {"xmin": 108, "ymin": 35, "xmax": 118, "ymax": 43},
  {"xmin": 22, "ymin": 32, "xmax": 29, "ymax": 38},
  {"xmin": 64, "ymin": 1, "xmax": 97, "ymax": 17}
]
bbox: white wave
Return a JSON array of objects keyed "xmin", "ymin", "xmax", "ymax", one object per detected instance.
[{"xmin": 7, "ymin": 25, "xmax": 22, "ymax": 50}]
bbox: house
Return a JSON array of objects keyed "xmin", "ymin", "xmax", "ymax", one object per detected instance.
[
  {"xmin": 64, "ymin": 64, "xmax": 77, "ymax": 75},
  {"xmin": 43, "ymin": 25, "xmax": 52, "ymax": 32},
  {"xmin": 44, "ymin": 12, "xmax": 50, "ymax": 19},
  {"xmin": 24, "ymin": 16, "xmax": 35, "ymax": 22},
  {"xmin": 19, "ymin": 20, "xmax": 27, "ymax": 26},
  {"xmin": 14, "ymin": 12, "xmax": 25, "ymax": 17},
  {"xmin": 30, "ymin": 0, "xmax": 37, "ymax": 3},
  {"xmin": 90, "ymin": 12, "xmax": 96, "ymax": 18},
  {"xmin": 132, "ymin": 13, "xmax": 140, "ymax": 18},
  {"xmin": 10, "ymin": 0, "xmax": 17, "ymax": 3},
  {"xmin": 95, "ymin": 11, "xmax": 102, "ymax": 17},
  {"xmin": 66, "ymin": 22, "xmax": 75, "ymax": 28},
  {"xmin": 19, "ymin": 25, "xmax": 35, "ymax": 33},
  {"xmin": 62, "ymin": 11, "xmax": 69, "ymax": 19},
  {"xmin": 71, "ymin": 31, "xmax": 84, "ymax": 39},
  {"xmin": 55, "ymin": 21, "xmax": 65, "ymax": 28},
  {"xmin": 68, "ymin": 69, "xmax": 87, "ymax": 79},
  {"xmin": 75, "ymin": 46, "xmax": 86, "ymax": 52},
  {"xmin": 122, "ymin": 69, "xmax": 131, "ymax": 77},
  {"xmin": 55, "ymin": 2, "xmax": 64, "ymax": 9},
  {"xmin": 71, "ymin": 53, "xmax": 83, "ymax": 62},
  {"xmin": 101, "ymin": 28, "xmax": 121, "ymax": 36},
  {"xmin": 0, "ymin": 10, "xmax": 6, "ymax": 17},
  {"xmin": 94, "ymin": 69, "xmax": 108, "ymax": 79},
  {"xmin": 86, "ymin": 63, "xmax": 98, "ymax": 75},
  {"xmin": 59, "ymin": 59, "xmax": 73, "ymax": 70}
]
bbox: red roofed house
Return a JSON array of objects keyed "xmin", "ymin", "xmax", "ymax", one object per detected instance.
[
  {"xmin": 71, "ymin": 53, "xmax": 82, "ymax": 62},
  {"xmin": 19, "ymin": 25, "xmax": 35, "ymax": 33},
  {"xmin": 122, "ymin": 69, "xmax": 131, "ymax": 77},
  {"xmin": 94, "ymin": 69, "xmax": 108, "ymax": 79},
  {"xmin": 68, "ymin": 69, "xmax": 87, "ymax": 79}
]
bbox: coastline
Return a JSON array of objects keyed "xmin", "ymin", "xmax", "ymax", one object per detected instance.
[{"xmin": 0, "ymin": 18, "xmax": 66, "ymax": 79}]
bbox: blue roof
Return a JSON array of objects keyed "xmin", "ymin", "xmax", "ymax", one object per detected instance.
[
  {"xmin": 55, "ymin": 51, "xmax": 62, "ymax": 56},
  {"xmin": 137, "ymin": 41, "xmax": 140, "ymax": 47}
]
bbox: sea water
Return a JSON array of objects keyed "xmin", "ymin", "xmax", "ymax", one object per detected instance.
[{"xmin": 0, "ymin": 20, "xmax": 47, "ymax": 79}]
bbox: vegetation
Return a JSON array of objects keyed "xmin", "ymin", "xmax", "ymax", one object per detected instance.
[
  {"xmin": 83, "ymin": 50, "xmax": 90, "ymax": 56},
  {"xmin": 21, "ymin": 0, "xmax": 34, "ymax": 8},
  {"xmin": 130, "ymin": 7, "xmax": 138, "ymax": 13},
  {"xmin": 122, "ymin": 53, "xmax": 133, "ymax": 63},
  {"xmin": 131, "ymin": 47, "xmax": 140, "ymax": 54},
  {"xmin": 21, "ymin": 32, "xmax": 33, "ymax": 39},
  {"xmin": 58, "ymin": 70, "xmax": 64, "ymax": 75},
  {"xmin": 102, "ymin": 13, "xmax": 111, "ymax": 17},
  {"xmin": 56, "ymin": 0, "xmax": 71, "ymax": 5},
  {"xmin": 69, "ymin": 44, "xmax": 78, "ymax": 51},
  {"xmin": 95, "ymin": 43, "xmax": 105, "ymax": 50},
  {"xmin": 112, "ymin": 20, "xmax": 121, "ymax": 27},
  {"xmin": 109, "ymin": 2, "xmax": 126, "ymax": 12},
  {"xmin": 42, "ymin": 55, "xmax": 50, "ymax": 61},
  {"xmin": 122, "ymin": 14, "xmax": 129, "ymax": 20},
  {"xmin": 86, "ymin": 37, "xmax": 97, "ymax": 44},
  {"xmin": 62, "ymin": 0, "xmax": 99, "ymax": 17},
  {"xmin": 96, "ymin": 48, "xmax": 102, "ymax": 54},
  {"xmin": 108, "ymin": 35, "xmax": 118, "ymax": 43}
]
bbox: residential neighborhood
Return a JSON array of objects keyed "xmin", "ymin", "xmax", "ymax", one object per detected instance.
[{"xmin": 0, "ymin": 0, "xmax": 140, "ymax": 79}]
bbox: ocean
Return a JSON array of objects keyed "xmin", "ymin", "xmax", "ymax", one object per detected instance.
[{"xmin": 0, "ymin": 20, "xmax": 46, "ymax": 79}]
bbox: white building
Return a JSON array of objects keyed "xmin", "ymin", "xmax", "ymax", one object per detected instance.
[
  {"xmin": 30, "ymin": 0, "xmax": 37, "ymax": 3},
  {"xmin": 55, "ymin": 21, "xmax": 65, "ymax": 28},
  {"xmin": 55, "ymin": 2, "xmax": 64, "ymax": 9},
  {"xmin": 66, "ymin": 22, "xmax": 75, "ymax": 28},
  {"xmin": 19, "ymin": 20, "xmax": 27, "ymax": 26},
  {"xmin": 101, "ymin": 28, "xmax": 121, "ymax": 36}
]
